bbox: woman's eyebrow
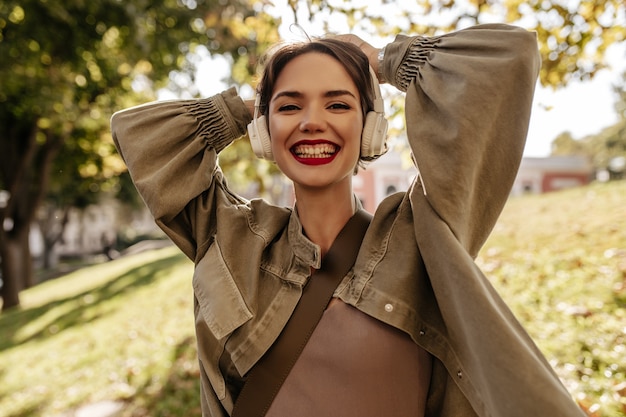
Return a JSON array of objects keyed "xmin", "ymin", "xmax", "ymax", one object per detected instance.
[
  {"xmin": 272, "ymin": 91, "xmax": 303, "ymax": 101},
  {"xmin": 324, "ymin": 90, "xmax": 357, "ymax": 99},
  {"xmin": 272, "ymin": 89, "xmax": 357, "ymax": 101}
]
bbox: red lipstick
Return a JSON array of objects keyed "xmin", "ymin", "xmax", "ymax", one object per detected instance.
[{"xmin": 291, "ymin": 140, "xmax": 339, "ymax": 166}]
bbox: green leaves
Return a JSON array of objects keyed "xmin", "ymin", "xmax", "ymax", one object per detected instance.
[{"xmin": 280, "ymin": 0, "xmax": 625, "ymax": 88}]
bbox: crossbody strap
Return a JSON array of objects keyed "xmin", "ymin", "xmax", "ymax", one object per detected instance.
[{"xmin": 231, "ymin": 209, "xmax": 372, "ymax": 417}]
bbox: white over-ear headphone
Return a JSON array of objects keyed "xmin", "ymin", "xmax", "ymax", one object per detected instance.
[
  {"xmin": 247, "ymin": 66, "xmax": 388, "ymax": 161},
  {"xmin": 247, "ymin": 95, "xmax": 273, "ymax": 161},
  {"xmin": 361, "ymin": 66, "xmax": 388, "ymax": 158}
]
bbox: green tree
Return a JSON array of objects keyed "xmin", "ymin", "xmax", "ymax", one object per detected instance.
[
  {"xmin": 0, "ymin": 0, "xmax": 279, "ymax": 310},
  {"xmin": 614, "ymin": 71, "xmax": 626, "ymax": 121},
  {"xmin": 287, "ymin": 0, "xmax": 625, "ymax": 88},
  {"xmin": 551, "ymin": 121, "xmax": 626, "ymax": 177},
  {"xmin": 551, "ymin": 131, "xmax": 588, "ymax": 156},
  {"xmin": 551, "ymin": 74, "xmax": 626, "ymax": 176}
]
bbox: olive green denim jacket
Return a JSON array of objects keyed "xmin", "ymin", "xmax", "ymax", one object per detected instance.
[{"xmin": 112, "ymin": 24, "xmax": 585, "ymax": 417}]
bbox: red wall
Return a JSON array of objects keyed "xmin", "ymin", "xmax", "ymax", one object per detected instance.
[{"xmin": 542, "ymin": 172, "xmax": 589, "ymax": 192}]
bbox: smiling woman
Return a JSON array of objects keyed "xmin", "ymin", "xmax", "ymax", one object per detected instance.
[{"xmin": 111, "ymin": 24, "xmax": 587, "ymax": 417}]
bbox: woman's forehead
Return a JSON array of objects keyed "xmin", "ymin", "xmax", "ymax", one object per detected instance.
[{"xmin": 271, "ymin": 52, "xmax": 360, "ymax": 99}]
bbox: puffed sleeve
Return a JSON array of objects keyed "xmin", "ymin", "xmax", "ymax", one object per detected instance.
[
  {"xmin": 381, "ymin": 24, "xmax": 541, "ymax": 257},
  {"xmin": 111, "ymin": 87, "xmax": 252, "ymax": 259}
]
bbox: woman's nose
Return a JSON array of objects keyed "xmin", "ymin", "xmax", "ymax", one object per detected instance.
[{"xmin": 299, "ymin": 107, "xmax": 327, "ymax": 133}]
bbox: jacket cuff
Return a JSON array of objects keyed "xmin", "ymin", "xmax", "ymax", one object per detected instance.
[
  {"xmin": 383, "ymin": 34, "xmax": 439, "ymax": 92},
  {"xmin": 183, "ymin": 87, "xmax": 251, "ymax": 153}
]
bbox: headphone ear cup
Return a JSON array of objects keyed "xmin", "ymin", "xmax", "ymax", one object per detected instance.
[
  {"xmin": 361, "ymin": 111, "xmax": 388, "ymax": 158},
  {"xmin": 247, "ymin": 115, "xmax": 274, "ymax": 161}
]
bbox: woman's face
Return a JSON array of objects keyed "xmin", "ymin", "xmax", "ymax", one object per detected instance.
[{"xmin": 268, "ymin": 52, "xmax": 364, "ymax": 191}]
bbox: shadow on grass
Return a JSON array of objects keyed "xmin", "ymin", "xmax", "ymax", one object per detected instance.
[
  {"xmin": 3, "ymin": 403, "xmax": 47, "ymax": 417},
  {"xmin": 0, "ymin": 362, "xmax": 50, "ymax": 417},
  {"xmin": 122, "ymin": 336, "xmax": 203, "ymax": 417},
  {"xmin": 0, "ymin": 250, "xmax": 187, "ymax": 352}
]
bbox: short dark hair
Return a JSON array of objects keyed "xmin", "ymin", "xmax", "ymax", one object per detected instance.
[{"xmin": 256, "ymin": 38, "xmax": 375, "ymax": 122}]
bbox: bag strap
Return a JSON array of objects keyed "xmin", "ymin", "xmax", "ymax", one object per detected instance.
[{"xmin": 231, "ymin": 209, "xmax": 372, "ymax": 417}]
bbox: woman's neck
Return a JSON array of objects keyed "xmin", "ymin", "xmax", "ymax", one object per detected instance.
[{"xmin": 294, "ymin": 183, "xmax": 356, "ymax": 256}]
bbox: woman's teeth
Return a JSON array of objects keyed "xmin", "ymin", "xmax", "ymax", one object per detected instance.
[{"xmin": 293, "ymin": 143, "xmax": 337, "ymax": 158}]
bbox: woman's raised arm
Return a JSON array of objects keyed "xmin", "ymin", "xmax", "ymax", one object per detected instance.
[{"xmin": 111, "ymin": 87, "xmax": 252, "ymax": 259}]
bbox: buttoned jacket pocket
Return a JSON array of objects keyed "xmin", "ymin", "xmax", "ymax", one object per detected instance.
[{"xmin": 193, "ymin": 241, "xmax": 253, "ymax": 341}]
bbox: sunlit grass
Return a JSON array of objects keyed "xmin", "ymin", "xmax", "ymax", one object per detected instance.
[
  {"xmin": 478, "ymin": 180, "xmax": 626, "ymax": 416},
  {"xmin": 0, "ymin": 180, "xmax": 625, "ymax": 417},
  {"xmin": 0, "ymin": 246, "xmax": 198, "ymax": 417}
]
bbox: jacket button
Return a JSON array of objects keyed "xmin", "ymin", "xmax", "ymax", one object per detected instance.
[
  {"xmin": 457, "ymin": 370, "xmax": 463, "ymax": 379},
  {"xmin": 419, "ymin": 329, "xmax": 426, "ymax": 336},
  {"xmin": 384, "ymin": 303, "xmax": 394, "ymax": 312}
]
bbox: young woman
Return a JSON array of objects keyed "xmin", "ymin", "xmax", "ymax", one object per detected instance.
[{"xmin": 112, "ymin": 24, "xmax": 586, "ymax": 417}]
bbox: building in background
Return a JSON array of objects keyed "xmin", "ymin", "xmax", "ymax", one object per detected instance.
[
  {"xmin": 511, "ymin": 156, "xmax": 593, "ymax": 196},
  {"xmin": 353, "ymin": 153, "xmax": 595, "ymax": 208},
  {"xmin": 353, "ymin": 150, "xmax": 415, "ymax": 213}
]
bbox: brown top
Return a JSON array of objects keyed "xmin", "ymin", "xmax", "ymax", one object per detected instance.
[{"xmin": 266, "ymin": 299, "xmax": 432, "ymax": 417}]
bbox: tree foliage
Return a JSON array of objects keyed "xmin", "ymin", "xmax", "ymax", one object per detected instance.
[
  {"xmin": 551, "ymin": 72, "xmax": 626, "ymax": 177},
  {"xmin": 551, "ymin": 120, "xmax": 626, "ymax": 178},
  {"xmin": 0, "ymin": 0, "xmax": 280, "ymax": 310},
  {"xmin": 286, "ymin": 0, "xmax": 625, "ymax": 88}
]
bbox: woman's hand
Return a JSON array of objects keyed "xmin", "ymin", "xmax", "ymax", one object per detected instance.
[
  {"xmin": 244, "ymin": 98, "xmax": 256, "ymax": 119},
  {"xmin": 332, "ymin": 34, "xmax": 382, "ymax": 82}
]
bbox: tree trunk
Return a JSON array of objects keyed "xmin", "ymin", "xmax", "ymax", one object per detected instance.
[
  {"xmin": 38, "ymin": 205, "xmax": 70, "ymax": 270},
  {"xmin": 21, "ymin": 228, "xmax": 34, "ymax": 289},
  {"xmin": 0, "ymin": 227, "xmax": 30, "ymax": 310},
  {"xmin": 0, "ymin": 120, "xmax": 63, "ymax": 311},
  {"xmin": 42, "ymin": 242, "xmax": 60, "ymax": 271}
]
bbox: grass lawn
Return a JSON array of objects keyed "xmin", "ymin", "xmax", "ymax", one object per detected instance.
[
  {"xmin": 477, "ymin": 180, "xmax": 626, "ymax": 416},
  {"xmin": 0, "ymin": 247, "xmax": 198, "ymax": 417},
  {"xmin": 1, "ymin": 180, "xmax": 625, "ymax": 417}
]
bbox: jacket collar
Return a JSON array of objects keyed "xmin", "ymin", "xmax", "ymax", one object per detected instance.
[
  {"xmin": 288, "ymin": 209, "xmax": 321, "ymax": 270},
  {"xmin": 287, "ymin": 195, "xmax": 363, "ymax": 271}
]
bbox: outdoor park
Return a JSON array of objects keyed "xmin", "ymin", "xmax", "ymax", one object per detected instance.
[{"xmin": 1, "ymin": 0, "xmax": 626, "ymax": 416}]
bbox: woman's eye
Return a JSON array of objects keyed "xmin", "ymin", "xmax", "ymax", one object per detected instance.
[
  {"xmin": 328, "ymin": 103, "xmax": 351, "ymax": 110},
  {"xmin": 278, "ymin": 104, "xmax": 299, "ymax": 112}
]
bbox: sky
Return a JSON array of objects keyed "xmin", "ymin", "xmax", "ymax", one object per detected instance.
[{"xmin": 525, "ymin": 51, "xmax": 624, "ymax": 156}]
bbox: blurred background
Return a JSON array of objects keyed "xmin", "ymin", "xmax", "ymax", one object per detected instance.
[{"xmin": 0, "ymin": 0, "xmax": 625, "ymax": 416}]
